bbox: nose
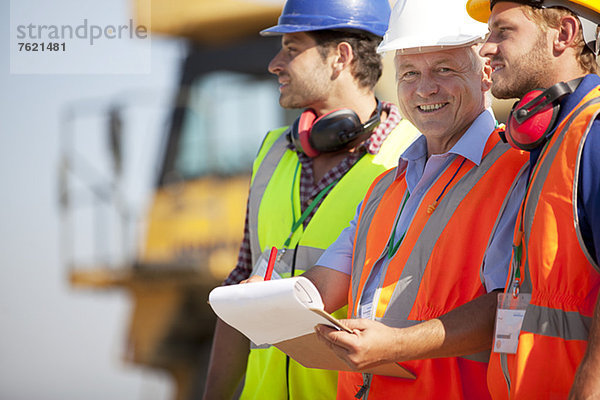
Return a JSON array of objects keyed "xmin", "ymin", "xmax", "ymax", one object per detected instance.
[
  {"xmin": 415, "ymin": 76, "xmax": 439, "ymax": 98},
  {"xmin": 479, "ymin": 39, "xmax": 497, "ymax": 59},
  {"xmin": 268, "ymin": 49, "xmax": 284, "ymax": 75}
]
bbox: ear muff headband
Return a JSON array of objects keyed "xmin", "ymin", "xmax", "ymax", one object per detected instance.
[
  {"xmin": 505, "ymin": 78, "xmax": 582, "ymax": 150},
  {"xmin": 289, "ymin": 101, "xmax": 382, "ymax": 157}
]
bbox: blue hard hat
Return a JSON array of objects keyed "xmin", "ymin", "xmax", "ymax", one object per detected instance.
[{"xmin": 260, "ymin": 0, "xmax": 391, "ymax": 37}]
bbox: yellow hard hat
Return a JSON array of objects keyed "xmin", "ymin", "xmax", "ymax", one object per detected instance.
[
  {"xmin": 466, "ymin": 0, "xmax": 600, "ymax": 23},
  {"xmin": 465, "ymin": 0, "xmax": 493, "ymax": 23},
  {"xmin": 466, "ymin": 0, "xmax": 600, "ymax": 54}
]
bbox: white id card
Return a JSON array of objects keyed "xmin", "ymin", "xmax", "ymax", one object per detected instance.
[{"xmin": 493, "ymin": 293, "xmax": 531, "ymax": 354}]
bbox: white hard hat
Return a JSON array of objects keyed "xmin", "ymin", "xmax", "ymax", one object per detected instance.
[{"xmin": 378, "ymin": 0, "xmax": 490, "ymax": 54}]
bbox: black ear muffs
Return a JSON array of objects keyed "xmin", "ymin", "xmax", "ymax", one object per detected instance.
[
  {"xmin": 289, "ymin": 101, "xmax": 382, "ymax": 157},
  {"xmin": 504, "ymin": 78, "xmax": 582, "ymax": 151}
]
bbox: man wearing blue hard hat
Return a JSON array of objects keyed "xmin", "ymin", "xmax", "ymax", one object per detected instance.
[{"xmin": 202, "ymin": 0, "xmax": 419, "ymax": 398}]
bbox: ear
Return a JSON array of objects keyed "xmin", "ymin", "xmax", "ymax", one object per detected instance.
[
  {"xmin": 553, "ymin": 14, "xmax": 580, "ymax": 54},
  {"xmin": 481, "ymin": 59, "xmax": 493, "ymax": 92},
  {"xmin": 331, "ymin": 41, "xmax": 354, "ymax": 75}
]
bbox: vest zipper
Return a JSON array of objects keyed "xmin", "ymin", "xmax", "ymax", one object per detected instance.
[
  {"xmin": 285, "ymin": 355, "xmax": 291, "ymax": 400},
  {"xmin": 354, "ymin": 373, "xmax": 372, "ymax": 399},
  {"xmin": 353, "ymin": 208, "xmax": 399, "ymax": 399},
  {"xmin": 286, "ymin": 245, "xmax": 299, "ymax": 400},
  {"xmin": 357, "ymin": 202, "xmax": 403, "ymax": 318},
  {"xmin": 500, "ymin": 353, "xmax": 511, "ymax": 392},
  {"xmin": 500, "ymin": 252, "xmax": 518, "ymax": 393}
]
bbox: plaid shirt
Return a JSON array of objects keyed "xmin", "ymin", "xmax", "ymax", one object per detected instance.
[{"xmin": 224, "ymin": 101, "xmax": 402, "ymax": 285}]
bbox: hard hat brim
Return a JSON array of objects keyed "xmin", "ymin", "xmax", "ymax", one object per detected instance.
[
  {"xmin": 260, "ymin": 24, "xmax": 323, "ymax": 36},
  {"xmin": 260, "ymin": 22, "xmax": 386, "ymax": 37},
  {"xmin": 377, "ymin": 35, "xmax": 488, "ymax": 54}
]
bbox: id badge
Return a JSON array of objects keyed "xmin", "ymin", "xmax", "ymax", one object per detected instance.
[
  {"xmin": 250, "ymin": 247, "xmax": 291, "ymax": 280},
  {"xmin": 493, "ymin": 292, "xmax": 531, "ymax": 354}
]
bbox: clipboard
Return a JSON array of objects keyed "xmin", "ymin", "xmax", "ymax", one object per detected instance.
[
  {"xmin": 274, "ymin": 326, "xmax": 415, "ymax": 378},
  {"xmin": 208, "ymin": 277, "xmax": 416, "ymax": 379}
]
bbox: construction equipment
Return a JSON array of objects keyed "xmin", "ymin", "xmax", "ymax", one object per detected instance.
[{"xmin": 59, "ymin": 2, "xmax": 293, "ymax": 400}]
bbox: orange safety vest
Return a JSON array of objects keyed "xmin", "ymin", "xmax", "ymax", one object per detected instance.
[
  {"xmin": 338, "ymin": 134, "xmax": 528, "ymax": 399},
  {"xmin": 487, "ymin": 87, "xmax": 600, "ymax": 399}
]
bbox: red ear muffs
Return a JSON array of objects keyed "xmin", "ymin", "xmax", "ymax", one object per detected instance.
[
  {"xmin": 506, "ymin": 89, "xmax": 560, "ymax": 151},
  {"xmin": 297, "ymin": 109, "xmax": 320, "ymax": 157},
  {"xmin": 504, "ymin": 78, "xmax": 582, "ymax": 151}
]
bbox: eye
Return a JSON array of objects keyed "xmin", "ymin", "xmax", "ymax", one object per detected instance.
[
  {"xmin": 398, "ymin": 71, "xmax": 418, "ymax": 81},
  {"xmin": 281, "ymin": 43, "xmax": 299, "ymax": 56},
  {"xmin": 493, "ymin": 26, "xmax": 511, "ymax": 39}
]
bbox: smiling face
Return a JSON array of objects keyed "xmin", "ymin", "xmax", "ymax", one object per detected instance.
[
  {"xmin": 267, "ymin": 32, "xmax": 334, "ymax": 110},
  {"xmin": 395, "ymin": 47, "xmax": 490, "ymax": 154},
  {"xmin": 480, "ymin": 2, "xmax": 554, "ymax": 99}
]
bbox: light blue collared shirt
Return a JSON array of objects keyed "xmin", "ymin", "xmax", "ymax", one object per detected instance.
[{"xmin": 317, "ymin": 109, "xmax": 528, "ymax": 318}]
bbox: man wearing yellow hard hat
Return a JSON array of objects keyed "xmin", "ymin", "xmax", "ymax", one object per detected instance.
[{"xmin": 467, "ymin": 0, "xmax": 600, "ymax": 398}]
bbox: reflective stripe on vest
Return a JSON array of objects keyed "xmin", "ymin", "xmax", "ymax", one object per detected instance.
[
  {"xmin": 248, "ymin": 123, "xmax": 418, "ymax": 270},
  {"xmin": 489, "ymin": 87, "xmax": 600, "ymax": 400},
  {"xmin": 350, "ymin": 136, "xmax": 522, "ymax": 321},
  {"xmin": 339, "ymin": 134, "xmax": 528, "ymax": 400},
  {"xmin": 242, "ymin": 121, "xmax": 420, "ymax": 400}
]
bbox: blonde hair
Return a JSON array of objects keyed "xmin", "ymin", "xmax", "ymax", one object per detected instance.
[{"xmin": 523, "ymin": 6, "xmax": 598, "ymax": 74}]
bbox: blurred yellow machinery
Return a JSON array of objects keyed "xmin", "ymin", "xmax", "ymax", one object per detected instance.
[{"xmin": 61, "ymin": 1, "xmax": 289, "ymax": 400}]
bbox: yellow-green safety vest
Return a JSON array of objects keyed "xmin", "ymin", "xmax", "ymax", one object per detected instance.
[{"xmin": 241, "ymin": 120, "xmax": 420, "ymax": 400}]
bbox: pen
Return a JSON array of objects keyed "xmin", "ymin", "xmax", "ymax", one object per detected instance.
[{"xmin": 264, "ymin": 246, "xmax": 277, "ymax": 281}]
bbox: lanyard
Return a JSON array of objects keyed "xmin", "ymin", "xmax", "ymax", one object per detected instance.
[
  {"xmin": 511, "ymin": 140, "xmax": 551, "ymax": 297},
  {"xmin": 283, "ymin": 161, "xmax": 339, "ymax": 248},
  {"xmin": 387, "ymin": 191, "xmax": 410, "ymax": 259},
  {"xmin": 386, "ymin": 155, "xmax": 467, "ymax": 259}
]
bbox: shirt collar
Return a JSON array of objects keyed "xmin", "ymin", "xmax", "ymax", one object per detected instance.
[
  {"xmin": 366, "ymin": 101, "xmax": 402, "ymax": 155},
  {"xmin": 529, "ymin": 74, "xmax": 600, "ymax": 164},
  {"xmin": 396, "ymin": 108, "xmax": 496, "ymax": 178},
  {"xmin": 558, "ymin": 74, "xmax": 600, "ymax": 125}
]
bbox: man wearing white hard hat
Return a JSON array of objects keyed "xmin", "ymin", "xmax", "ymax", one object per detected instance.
[{"xmin": 308, "ymin": 0, "xmax": 529, "ymax": 398}]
